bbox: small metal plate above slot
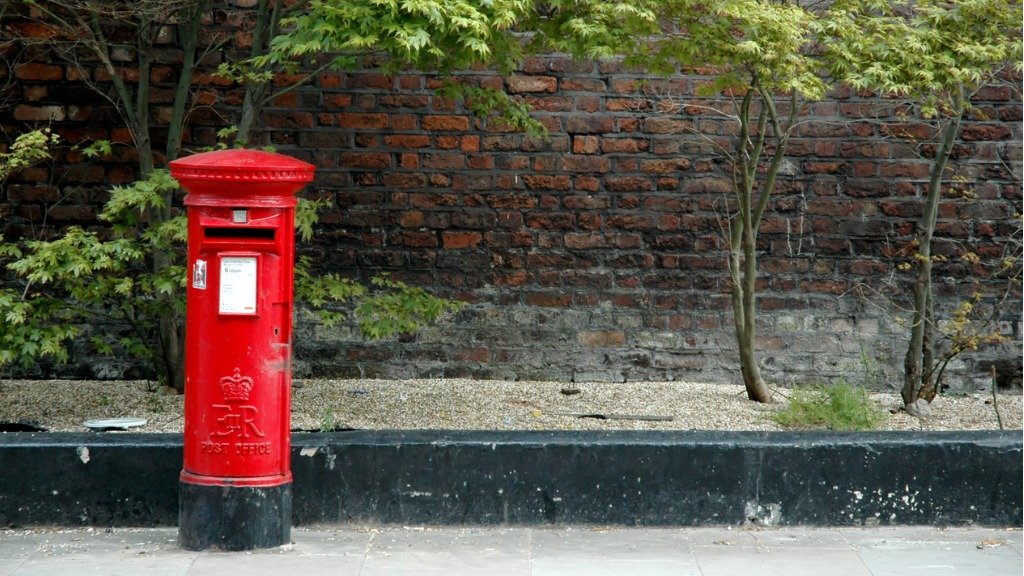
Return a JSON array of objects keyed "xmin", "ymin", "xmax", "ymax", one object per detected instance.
[
  {"xmin": 204, "ymin": 227, "xmax": 275, "ymax": 240},
  {"xmin": 232, "ymin": 209, "xmax": 248, "ymax": 223}
]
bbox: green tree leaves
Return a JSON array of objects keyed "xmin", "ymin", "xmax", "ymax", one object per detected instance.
[
  {"xmin": 1, "ymin": 169, "xmax": 463, "ymax": 383},
  {"xmin": 823, "ymin": 0, "xmax": 1021, "ymax": 116}
]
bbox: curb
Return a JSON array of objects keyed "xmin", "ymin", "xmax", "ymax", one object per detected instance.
[{"xmin": 1, "ymin": 431, "xmax": 1019, "ymax": 527}]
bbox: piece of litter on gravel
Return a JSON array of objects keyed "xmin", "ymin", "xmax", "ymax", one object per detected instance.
[
  {"xmin": 560, "ymin": 388, "xmax": 581, "ymax": 396},
  {"xmin": 83, "ymin": 417, "xmax": 148, "ymax": 431},
  {"xmin": 550, "ymin": 412, "xmax": 675, "ymax": 422}
]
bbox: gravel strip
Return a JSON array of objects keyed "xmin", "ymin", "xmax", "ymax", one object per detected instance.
[{"xmin": 1, "ymin": 378, "xmax": 1019, "ymax": 433}]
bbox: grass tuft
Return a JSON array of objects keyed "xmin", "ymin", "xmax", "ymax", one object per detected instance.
[{"xmin": 773, "ymin": 382, "xmax": 884, "ymax": 431}]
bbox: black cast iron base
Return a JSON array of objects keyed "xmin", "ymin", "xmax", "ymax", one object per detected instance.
[{"xmin": 178, "ymin": 482, "xmax": 291, "ymax": 551}]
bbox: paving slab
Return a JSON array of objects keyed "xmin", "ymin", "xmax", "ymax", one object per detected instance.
[
  {"xmin": 0, "ymin": 525, "xmax": 1021, "ymax": 575},
  {"xmin": 694, "ymin": 545, "xmax": 874, "ymax": 576},
  {"xmin": 361, "ymin": 527, "xmax": 531, "ymax": 576},
  {"xmin": 532, "ymin": 527, "xmax": 700, "ymax": 576},
  {"xmin": 853, "ymin": 535, "xmax": 1022, "ymax": 576},
  {"xmin": 187, "ymin": 550, "xmax": 364, "ymax": 576}
]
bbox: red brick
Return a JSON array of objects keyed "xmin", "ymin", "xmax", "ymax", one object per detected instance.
[
  {"xmin": 606, "ymin": 98, "xmax": 649, "ymax": 112},
  {"xmin": 606, "ymin": 214, "xmax": 654, "ymax": 230},
  {"xmin": 566, "ymin": 116, "xmax": 614, "ymax": 134},
  {"xmin": 383, "ymin": 173, "xmax": 428, "ymax": 188},
  {"xmin": 409, "ymin": 193, "xmax": 459, "ymax": 208},
  {"xmin": 435, "ymin": 135, "xmax": 459, "ymax": 149},
  {"xmin": 562, "ymin": 156, "xmax": 611, "ymax": 173},
  {"xmin": 880, "ymin": 162, "xmax": 931, "ymax": 178},
  {"xmin": 525, "ymin": 292, "xmax": 572, "ymax": 307},
  {"xmin": 526, "ymin": 212, "xmax": 576, "ymax": 230},
  {"xmin": 522, "ymin": 175, "xmax": 571, "ymax": 191},
  {"xmin": 644, "ymin": 117, "xmax": 690, "ymax": 134},
  {"xmin": 422, "ymin": 153, "xmax": 464, "ymax": 169},
  {"xmin": 605, "ymin": 176, "xmax": 652, "ymax": 192},
  {"xmin": 572, "ymin": 136, "xmax": 599, "ymax": 154},
  {"xmin": 561, "ymin": 78, "xmax": 606, "ymax": 92},
  {"xmin": 461, "ymin": 135, "xmax": 481, "ymax": 152},
  {"xmin": 323, "ymin": 94, "xmax": 352, "ymax": 108},
  {"xmin": 14, "ymin": 105, "xmax": 64, "ymax": 121},
  {"xmin": 263, "ymin": 111, "xmax": 314, "ymax": 129},
  {"xmin": 507, "ymin": 75, "xmax": 557, "ymax": 93},
  {"xmin": 338, "ymin": 113, "xmax": 387, "ymax": 129},
  {"xmin": 804, "ymin": 162, "xmax": 843, "ymax": 174},
  {"xmin": 341, "ymin": 152, "xmax": 391, "ymax": 169},
  {"xmin": 6, "ymin": 184, "xmax": 60, "ymax": 202},
  {"xmin": 49, "ymin": 205, "xmax": 95, "ymax": 221},
  {"xmin": 442, "ymin": 231, "xmax": 483, "ymax": 249},
  {"xmin": 391, "ymin": 115, "xmax": 417, "ymax": 130},
  {"xmin": 960, "ymin": 124, "xmax": 1013, "ymax": 141},
  {"xmin": 602, "ymin": 137, "xmax": 647, "ymax": 153},
  {"xmin": 488, "ymin": 194, "xmax": 537, "ymax": 209},
  {"xmin": 564, "ymin": 233, "xmax": 608, "ymax": 249},
  {"xmin": 347, "ymin": 73, "xmax": 393, "ymax": 89},
  {"xmin": 15, "ymin": 63, "xmax": 62, "ymax": 81},
  {"xmin": 640, "ymin": 159, "xmax": 691, "ymax": 174},
  {"xmin": 379, "ymin": 94, "xmax": 430, "ymax": 108},
  {"xmin": 851, "ymin": 162, "xmax": 876, "ymax": 177},
  {"xmin": 422, "ymin": 115, "xmax": 471, "ymax": 131},
  {"xmin": 395, "ymin": 231, "xmax": 438, "ymax": 247},
  {"xmin": 399, "ymin": 153, "xmax": 419, "ymax": 169},
  {"xmin": 399, "ymin": 211, "xmax": 425, "ymax": 228},
  {"xmin": 574, "ymin": 176, "xmax": 600, "ymax": 192},
  {"xmin": 564, "ymin": 195, "xmax": 609, "ymax": 210},
  {"xmin": 526, "ymin": 96, "xmax": 574, "ymax": 112},
  {"xmin": 384, "ymin": 134, "xmax": 431, "ymax": 148},
  {"xmin": 320, "ymin": 73, "xmax": 343, "ymax": 88}
]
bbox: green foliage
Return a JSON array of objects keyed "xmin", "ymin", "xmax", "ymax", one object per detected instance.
[
  {"xmin": 436, "ymin": 81, "xmax": 546, "ymax": 137},
  {"xmin": 1, "ymin": 170, "xmax": 185, "ymax": 379},
  {"xmin": 0, "ymin": 129, "xmax": 58, "ymax": 181},
  {"xmin": 823, "ymin": 0, "xmax": 1022, "ymax": 117},
  {"xmin": 319, "ymin": 408, "xmax": 337, "ymax": 432},
  {"xmin": 356, "ymin": 275, "xmax": 464, "ymax": 339},
  {"xmin": 222, "ymin": 0, "xmax": 656, "ymax": 141},
  {"xmin": 77, "ymin": 140, "xmax": 113, "ymax": 159},
  {"xmin": 258, "ymin": 0, "xmax": 531, "ymax": 75},
  {"xmin": 773, "ymin": 383, "xmax": 884, "ymax": 431},
  {"xmin": 524, "ymin": 0, "xmax": 657, "ymax": 60},
  {"xmin": 821, "ymin": 0, "xmax": 1021, "ymax": 406},
  {"xmin": 1, "ymin": 169, "xmax": 462, "ymax": 382},
  {"xmin": 639, "ymin": 0, "xmax": 826, "ymax": 99},
  {"xmin": 293, "ymin": 202, "xmax": 463, "ymax": 337},
  {"xmin": 626, "ymin": 0, "xmax": 832, "ymax": 402}
]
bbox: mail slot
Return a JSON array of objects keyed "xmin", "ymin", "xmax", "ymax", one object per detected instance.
[{"xmin": 169, "ymin": 148, "xmax": 314, "ymax": 551}]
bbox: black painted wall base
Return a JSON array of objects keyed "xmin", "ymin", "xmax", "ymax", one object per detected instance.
[
  {"xmin": 178, "ymin": 482, "xmax": 291, "ymax": 551},
  {"xmin": 0, "ymin": 431, "xmax": 1019, "ymax": 528}
]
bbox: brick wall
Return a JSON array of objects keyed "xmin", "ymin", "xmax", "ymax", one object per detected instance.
[{"xmin": 2, "ymin": 22, "xmax": 1021, "ymax": 389}]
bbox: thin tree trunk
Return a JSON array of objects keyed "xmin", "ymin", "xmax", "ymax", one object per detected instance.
[
  {"xmin": 738, "ymin": 223, "xmax": 772, "ymax": 402},
  {"xmin": 236, "ymin": 0, "xmax": 281, "ymax": 144},
  {"xmin": 901, "ymin": 93, "xmax": 964, "ymax": 407},
  {"xmin": 165, "ymin": 1, "xmax": 207, "ymax": 163}
]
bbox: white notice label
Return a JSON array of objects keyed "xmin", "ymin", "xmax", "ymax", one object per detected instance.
[{"xmin": 219, "ymin": 256, "xmax": 257, "ymax": 314}]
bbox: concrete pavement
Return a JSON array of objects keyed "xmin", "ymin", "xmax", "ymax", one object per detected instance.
[{"xmin": 0, "ymin": 525, "xmax": 1021, "ymax": 576}]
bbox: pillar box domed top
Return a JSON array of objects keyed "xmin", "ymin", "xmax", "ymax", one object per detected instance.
[{"xmin": 169, "ymin": 149, "xmax": 315, "ymax": 207}]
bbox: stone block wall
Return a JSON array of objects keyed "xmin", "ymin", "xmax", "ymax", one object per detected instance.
[{"xmin": 1, "ymin": 12, "xmax": 1021, "ymax": 389}]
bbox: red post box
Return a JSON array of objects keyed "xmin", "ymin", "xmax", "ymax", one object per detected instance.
[{"xmin": 169, "ymin": 149, "xmax": 314, "ymax": 551}]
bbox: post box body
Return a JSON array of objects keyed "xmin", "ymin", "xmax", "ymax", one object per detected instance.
[
  {"xmin": 170, "ymin": 149, "xmax": 313, "ymax": 550},
  {"xmin": 182, "ymin": 203, "xmax": 295, "ymax": 486}
]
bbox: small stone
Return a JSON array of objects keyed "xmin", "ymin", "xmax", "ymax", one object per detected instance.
[
  {"xmin": 905, "ymin": 398, "xmax": 932, "ymax": 419},
  {"xmin": 560, "ymin": 387, "xmax": 581, "ymax": 396}
]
